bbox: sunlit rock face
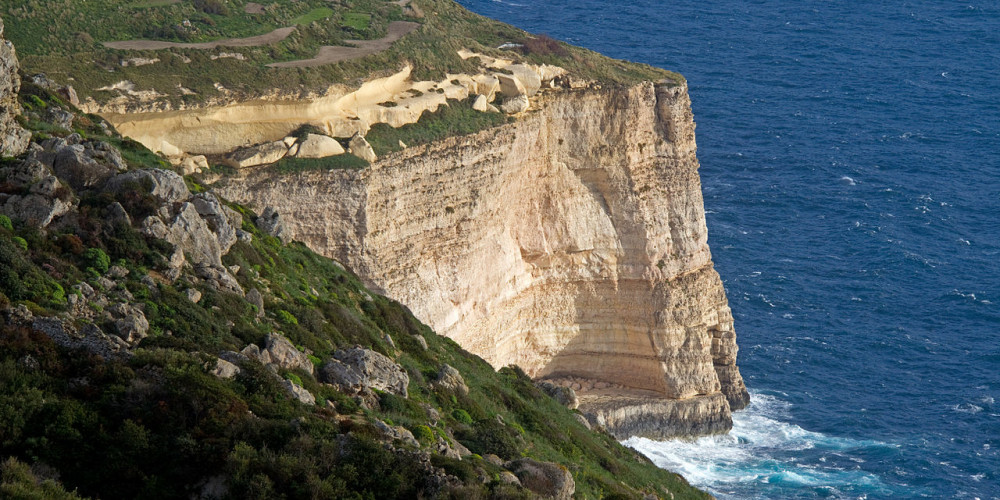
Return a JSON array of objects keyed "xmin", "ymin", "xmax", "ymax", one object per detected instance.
[{"xmin": 216, "ymin": 82, "xmax": 749, "ymax": 438}]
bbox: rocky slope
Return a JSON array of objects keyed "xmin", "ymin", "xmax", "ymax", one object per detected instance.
[
  {"xmin": 0, "ymin": 17, "xmax": 29, "ymax": 156},
  {"xmin": 216, "ymin": 81, "xmax": 750, "ymax": 438},
  {"xmin": 0, "ymin": 46, "xmax": 711, "ymax": 498}
]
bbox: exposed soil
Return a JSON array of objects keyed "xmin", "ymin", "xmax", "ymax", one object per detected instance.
[
  {"xmin": 102, "ymin": 26, "xmax": 296, "ymax": 50},
  {"xmin": 267, "ymin": 21, "xmax": 420, "ymax": 68}
]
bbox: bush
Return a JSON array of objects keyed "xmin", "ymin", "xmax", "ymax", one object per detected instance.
[
  {"xmin": 412, "ymin": 425, "xmax": 434, "ymax": 445},
  {"xmin": 12, "ymin": 237, "xmax": 27, "ymax": 251},
  {"xmin": 520, "ymin": 34, "xmax": 569, "ymax": 57},
  {"xmin": 451, "ymin": 409, "xmax": 473, "ymax": 425},
  {"xmin": 276, "ymin": 310, "xmax": 299, "ymax": 325},
  {"xmin": 82, "ymin": 247, "xmax": 110, "ymax": 274},
  {"xmin": 0, "ymin": 215, "xmax": 12, "ymax": 231}
]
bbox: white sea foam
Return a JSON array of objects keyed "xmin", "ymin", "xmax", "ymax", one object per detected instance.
[
  {"xmin": 624, "ymin": 392, "xmax": 893, "ymax": 499},
  {"xmin": 839, "ymin": 176, "xmax": 856, "ymax": 185}
]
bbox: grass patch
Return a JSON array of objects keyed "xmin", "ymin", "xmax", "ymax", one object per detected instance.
[
  {"xmin": 342, "ymin": 12, "xmax": 372, "ymax": 31},
  {"xmin": 131, "ymin": 0, "xmax": 180, "ymax": 9},
  {"xmin": 366, "ymin": 97, "xmax": 511, "ymax": 156},
  {"xmin": 292, "ymin": 7, "xmax": 334, "ymax": 25},
  {"xmin": 269, "ymin": 154, "xmax": 368, "ymax": 173}
]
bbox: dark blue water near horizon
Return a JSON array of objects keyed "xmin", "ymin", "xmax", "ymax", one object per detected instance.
[{"xmin": 457, "ymin": 1, "xmax": 1000, "ymax": 498}]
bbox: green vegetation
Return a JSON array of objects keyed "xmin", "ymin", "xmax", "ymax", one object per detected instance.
[
  {"xmin": 341, "ymin": 12, "xmax": 372, "ymax": 31},
  {"xmin": 269, "ymin": 153, "xmax": 369, "ymax": 173},
  {"xmin": 3, "ymin": 0, "xmax": 677, "ymax": 109},
  {"xmin": 366, "ymin": 97, "xmax": 512, "ymax": 156},
  {"xmin": 292, "ymin": 7, "xmax": 335, "ymax": 26}
]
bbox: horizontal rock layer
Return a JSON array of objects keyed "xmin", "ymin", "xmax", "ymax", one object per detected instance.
[{"xmin": 216, "ymin": 81, "xmax": 749, "ymax": 438}]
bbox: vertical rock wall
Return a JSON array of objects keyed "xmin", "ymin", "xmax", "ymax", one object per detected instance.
[
  {"xmin": 216, "ymin": 81, "xmax": 749, "ymax": 438},
  {"xmin": 0, "ymin": 16, "xmax": 30, "ymax": 157}
]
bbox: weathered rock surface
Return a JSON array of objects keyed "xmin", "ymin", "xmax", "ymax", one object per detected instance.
[
  {"xmin": 216, "ymin": 82, "xmax": 749, "ymax": 438},
  {"xmin": 212, "ymin": 358, "xmax": 241, "ymax": 379},
  {"xmin": 433, "ymin": 364, "xmax": 468, "ymax": 396},
  {"xmin": 536, "ymin": 380, "xmax": 579, "ymax": 410},
  {"xmin": 282, "ymin": 379, "xmax": 316, "ymax": 405},
  {"xmin": 264, "ymin": 333, "xmax": 314, "ymax": 375},
  {"xmin": 295, "ymin": 133, "xmax": 345, "ymax": 158},
  {"xmin": 320, "ymin": 347, "xmax": 409, "ymax": 397},
  {"xmin": 223, "ymin": 140, "xmax": 287, "ymax": 168},
  {"xmin": 500, "ymin": 95, "xmax": 529, "ymax": 114},
  {"xmin": 348, "ymin": 134, "xmax": 377, "ymax": 163},
  {"xmin": 506, "ymin": 458, "xmax": 575, "ymax": 500},
  {"xmin": 0, "ymin": 17, "xmax": 30, "ymax": 157},
  {"xmin": 255, "ymin": 206, "xmax": 290, "ymax": 243}
]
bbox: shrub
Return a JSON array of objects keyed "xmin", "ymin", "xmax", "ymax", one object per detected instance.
[
  {"xmin": 451, "ymin": 409, "xmax": 473, "ymax": 425},
  {"xmin": 412, "ymin": 425, "xmax": 434, "ymax": 444},
  {"xmin": 520, "ymin": 34, "xmax": 569, "ymax": 57},
  {"xmin": 0, "ymin": 215, "xmax": 12, "ymax": 231},
  {"xmin": 276, "ymin": 310, "xmax": 298, "ymax": 325},
  {"xmin": 12, "ymin": 237, "xmax": 27, "ymax": 251},
  {"xmin": 82, "ymin": 247, "xmax": 110, "ymax": 274},
  {"xmin": 285, "ymin": 373, "xmax": 303, "ymax": 386}
]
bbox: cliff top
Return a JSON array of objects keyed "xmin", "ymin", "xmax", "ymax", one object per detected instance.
[{"xmin": 4, "ymin": 0, "xmax": 680, "ymax": 107}]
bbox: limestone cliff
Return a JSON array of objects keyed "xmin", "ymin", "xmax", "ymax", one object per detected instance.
[
  {"xmin": 216, "ymin": 81, "xmax": 749, "ymax": 438},
  {"xmin": 0, "ymin": 17, "xmax": 30, "ymax": 157}
]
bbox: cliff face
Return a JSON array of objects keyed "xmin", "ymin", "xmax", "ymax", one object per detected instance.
[
  {"xmin": 0, "ymin": 17, "xmax": 30, "ymax": 157},
  {"xmin": 216, "ymin": 82, "xmax": 749, "ymax": 438}
]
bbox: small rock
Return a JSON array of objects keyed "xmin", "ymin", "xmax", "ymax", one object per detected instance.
[
  {"xmin": 501, "ymin": 95, "xmax": 530, "ymax": 114},
  {"xmin": 506, "ymin": 459, "xmax": 575, "ymax": 500},
  {"xmin": 211, "ymin": 358, "xmax": 241, "ymax": 379},
  {"xmin": 223, "ymin": 141, "xmax": 288, "ymax": 168},
  {"xmin": 348, "ymin": 134, "xmax": 377, "ymax": 163},
  {"xmin": 320, "ymin": 347, "xmax": 409, "ymax": 397},
  {"xmin": 107, "ymin": 265, "xmax": 129, "ymax": 279},
  {"xmin": 282, "ymin": 379, "xmax": 316, "ymax": 405},
  {"xmin": 412, "ymin": 334, "xmax": 428, "ymax": 351},
  {"xmin": 246, "ymin": 288, "xmax": 265, "ymax": 317},
  {"xmin": 296, "ymin": 133, "xmax": 345, "ymax": 158},
  {"xmin": 185, "ymin": 288, "xmax": 202, "ymax": 303},
  {"xmin": 472, "ymin": 94, "xmax": 490, "ymax": 112},
  {"xmin": 536, "ymin": 380, "xmax": 579, "ymax": 410},
  {"xmin": 434, "ymin": 364, "xmax": 469, "ymax": 396},
  {"xmin": 496, "ymin": 73, "xmax": 526, "ymax": 97},
  {"xmin": 264, "ymin": 333, "xmax": 314, "ymax": 375},
  {"xmin": 573, "ymin": 413, "xmax": 592, "ymax": 430},
  {"xmin": 498, "ymin": 471, "xmax": 521, "ymax": 486}
]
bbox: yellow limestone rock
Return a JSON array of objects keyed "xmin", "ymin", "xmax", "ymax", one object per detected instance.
[
  {"xmin": 295, "ymin": 134, "xmax": 345, "ymax": 159},
  {"xmin": 223, "ymin": 140, "xmax": 288, "ymax": 168},
  {"xmin": 348, "ymin": 134, "xmax": 376, "ymax": 163},
  {"xmin": 216, "ymin": 81, "xmax": 750, "ymax": 439}
]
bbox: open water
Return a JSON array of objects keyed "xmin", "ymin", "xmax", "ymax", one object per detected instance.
[{"xmin": 457, "ymin": 1, "xmax": 1000, "ymax": 497}]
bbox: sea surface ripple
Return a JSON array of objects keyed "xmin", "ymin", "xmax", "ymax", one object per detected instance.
[{"xmin": 458, "ymin": 1, "xmax": 1000, "ymax": 498}]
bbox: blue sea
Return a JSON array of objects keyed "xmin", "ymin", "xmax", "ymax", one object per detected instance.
[{"xmin": 458, "ymin": 1, "xmax": 1000, "ymax": 498}]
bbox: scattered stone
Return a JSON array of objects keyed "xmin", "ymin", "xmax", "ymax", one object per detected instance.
[
  {"xmin": 501, "ymin": 95, "xmax": 529, "ymax": 114},
  {"xmin": 505, "ymin": 64, "xmax": 542, "ymax": 96},
  {"xmin": 287, "ymin": 143, "xmax": 299, "ymax": 157},
  {"xmin": 506, "ymin": 458, "xmax": 575, "ymax": 500},
  {"xmin": 498, "ymin": 471, "xmax": 521, "ymax": 486},
  {"xmin": 282, "ymin": 379, "xmax": 316, "ymax": 405},
  {"xmin": 177, "ymin": 155, "xmax": 209, "ymax": 175},
  {"xmin": 496, "ymin": 73, "xmax": 526, "ymax": 98},
  {"xmin": 348, "ymin": 134, "xmax": 377, "ymax": 163},
  {"xmin": 295, "ymin": 133, "xmax": 345, "ymax": 158},
  {"xmin": 412, "ymin": 334, "xmax": 428, "ymax": 351},
  {"xmin": 106, "ymin": 202, "xmax": 131, "ymax": 226},
  {"xmin": 398, "ymin": 140, "xmax": 407, "ymax": 149},
  {"xmin": 574, "ymin": 413, "xmax": 592, "ymax": 430},
  {"xmin": 211, "ymin": 358, "xmax": 241, "ymax": 379},
  {"xmin": 246, "ymin": 288, "xmax": 265, "ymax": 317},
  {"xmin": 107, "ymin": 265, "xmax": 129, "ymax": 279},
  {"xmin": 536, "ymin": 380, "xmax": 579, "ymax": 410},
  {"xmin": 433, "ymin": 364, "xmax": 469, "ymax": 396},
  {"xmin": 219, "ymin": 350, "xmax": 248, "ymax": 365},
  {"xmin": 59, "ymin": 85, "xmax": 79, "ymax": 106},
  {"xmin": 186, "ymin": 288, "xmax": 202, "ymax": 303},
  {"xmin": 223, "ymin": 141, "xmax": 288, "ymax": 168},
  {"xmin": 106, "ymin": 168, "xmax": 189, "ymax": 203},
  {"xmin": 472, "ymin": 94, "xmax": 491, "ymax": 112},
  {"xmin": 48, "ymin": 108, "xmax": 74, "ymax": 130},
  {"xmin": 374, "ymin": 419, "xmax": 419, "ymax": 447},
  {"xmin": 320, "ymin": 346, "xmax": 409, "ymax": 397},
  {"xmin": 264, "ymin": 333, "xmax": 314, "ymax": 375},
  {"xmin": 110, "ymin": 303, "xmax": 149, "ymax": 343}
]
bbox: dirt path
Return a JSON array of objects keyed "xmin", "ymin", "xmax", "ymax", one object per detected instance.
[
  {"xmin": 267, "ymin": 21, "xmax": 420, "ymax": 68},
  {"xmin": 103, "ymin": 26, "xmax": 296, "ymax": 50}
]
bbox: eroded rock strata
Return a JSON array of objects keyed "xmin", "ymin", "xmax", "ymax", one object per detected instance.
[{"xmin": 216, "ymin": 81, "xmax": 749, "ymax": 438}]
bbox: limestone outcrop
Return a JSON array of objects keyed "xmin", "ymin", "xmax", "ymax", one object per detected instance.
[
  {"xmin": 216, "ymin": 81, "xmax": 749, "ymax": 438},
  {"xmin": 0, "ymin": 17, "xmax": 30, "ymax": 157}
]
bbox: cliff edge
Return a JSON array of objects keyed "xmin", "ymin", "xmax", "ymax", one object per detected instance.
[
  {"xmin": 0, "ymin": 17, "xmax": 30, "ymax": 156},
  {"xmin": 216, "ymin": 80, "xmax": 750, "ymax": 438}
]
